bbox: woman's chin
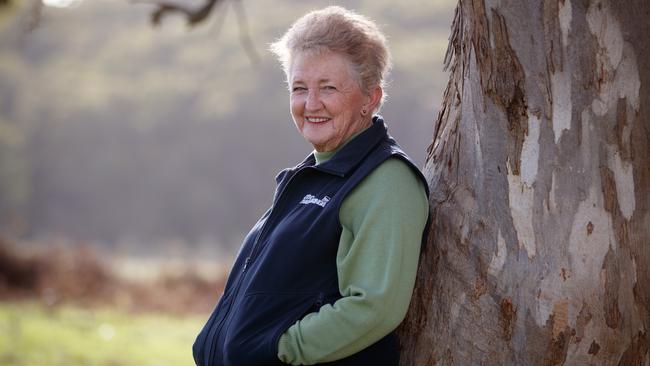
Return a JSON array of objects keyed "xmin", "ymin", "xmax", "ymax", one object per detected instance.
[
  {"xmin": 303, "ymin": 128, "xmax": 332, "ymax": 146},
  {"xmin": 305, "ymin": 136, "xmax": 335, "ymax": 152}
]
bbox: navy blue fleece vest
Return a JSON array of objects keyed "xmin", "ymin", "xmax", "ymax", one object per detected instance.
[{"xmin": 193, "ymin": 116, "xmax": 429, "ymax": 366}]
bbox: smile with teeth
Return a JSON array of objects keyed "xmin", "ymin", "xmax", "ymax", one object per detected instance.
[{"xmin": 305, "ymin": 116, "xmax": 331, "ymax": 123}]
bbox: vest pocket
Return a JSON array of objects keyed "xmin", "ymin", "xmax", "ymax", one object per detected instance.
[
  {"xmin": 269, "ymin": 291, "xmax": 326, "ymax": 359},
  {"xmin": 222, "ymin": 291, "xmax": 323, "ymax": 366}
]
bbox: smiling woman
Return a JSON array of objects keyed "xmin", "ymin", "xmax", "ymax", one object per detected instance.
[
  {"xmin": 289, "ymin": 51, "xmax": 381, "ymax": 152},
  {"xmin": 192, "ymin": 6, "xmax": 430, "ymax": 366}
]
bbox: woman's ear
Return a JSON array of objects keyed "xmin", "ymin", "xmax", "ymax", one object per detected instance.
[{"xmin": 364, "ymin": 85, "xmax": 383, "ymax": 113}]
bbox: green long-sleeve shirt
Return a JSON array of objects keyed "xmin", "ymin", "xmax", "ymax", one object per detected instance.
[{"xmin": 276, "ymin": 141, "xmax": 429, "ymax": 365}]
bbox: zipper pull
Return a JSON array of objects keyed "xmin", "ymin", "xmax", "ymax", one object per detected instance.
[
  {"xmin": 315, "ymin": 292, "xmax": 325, "ymax": 307},
  {"xmin": 243, "ymin": 257, "xmax": 251, "ymax": 272}
]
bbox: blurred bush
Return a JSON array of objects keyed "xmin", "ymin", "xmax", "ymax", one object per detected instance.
[{"xmin": 0, "ymin": 237, "xmax": 226, "ymax": 314}]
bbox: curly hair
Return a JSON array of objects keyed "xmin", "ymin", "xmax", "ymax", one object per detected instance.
[{"xmin": 270, "ymin": 6, "xmax": 392, "ymax": 110}]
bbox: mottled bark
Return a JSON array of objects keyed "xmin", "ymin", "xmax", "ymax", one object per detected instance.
[{"xmin": 398, "ymin": 0, "xmax": 650, "ymax": 364}]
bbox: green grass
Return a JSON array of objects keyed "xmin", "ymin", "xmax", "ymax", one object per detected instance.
[{"xmin": 0, "ymin": 301, "xmax": 206, "ymax": 366}]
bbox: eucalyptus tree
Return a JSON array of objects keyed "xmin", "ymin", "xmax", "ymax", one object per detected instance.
[{"xmin": 398, "ymin": 0, "xmax": 649, "ymax": 364}]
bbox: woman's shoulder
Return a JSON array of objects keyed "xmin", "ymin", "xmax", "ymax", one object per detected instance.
[
  {"xmin": 345, "ymin": 157, "xmax": 427, "ymax": 207},
  {"xmin": 340, "ymin": 156, "xmax": 429, "ymax": 230},
  {"xmin": 365, "ymin": 157, "xmax": 424, "ymax": 190}
]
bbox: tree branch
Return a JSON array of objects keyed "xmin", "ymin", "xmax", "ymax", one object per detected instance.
[
  {"xmin": 23, "ymin": 0, "xmax": 42, "ymax": 32},
  {"xmin": 134, "ymin": 0, "xmax": 260, "ymax": 64},
  {"xmin": 131, "ymin": 0, "xmax": 222, "ymax": 27},
  {"xmin": 232, "ymin": 0, "xmax": 260, "ymax": 64}
]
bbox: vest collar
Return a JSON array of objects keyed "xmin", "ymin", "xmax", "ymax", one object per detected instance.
[{"xmin": 310, "ymin": 115, "xmax": 388, "ymax": 177}]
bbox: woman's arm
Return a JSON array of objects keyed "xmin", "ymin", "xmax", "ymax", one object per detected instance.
[{"xmin": 277, "ymin": 158, "xmax": 429, "ymax": 365}]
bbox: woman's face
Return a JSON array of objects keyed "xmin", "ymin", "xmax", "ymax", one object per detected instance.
[{"xmin": 289, "ymin": 51, "xmax": 376, "ymax": 152}]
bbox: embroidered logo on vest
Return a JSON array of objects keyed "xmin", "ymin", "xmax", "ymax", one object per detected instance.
[{"xmin": 299, "ymin": 194, "xmax": 330, "ymax": 207}]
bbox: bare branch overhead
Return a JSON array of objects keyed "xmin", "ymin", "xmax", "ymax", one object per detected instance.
[
  {"xmin": 131, "ymin": 0, "xmax": 222, "ymax": 27},
  {"xmin": 132, "ymin": 0, "xmax": 260, "ymax": 64}
]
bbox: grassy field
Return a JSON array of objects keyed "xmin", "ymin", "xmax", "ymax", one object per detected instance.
[{"xmin": 0, "ymin": 301, "xmax": 205, "ymax": 366}]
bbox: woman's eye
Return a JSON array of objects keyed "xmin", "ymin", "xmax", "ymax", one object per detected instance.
[
  {"xmin": 292, "ymin": 86, "xmax": 307, "ymax": 92},
  {"xmin": 323, "ymin": 85, "xmax": 337, "ymax": 91}
]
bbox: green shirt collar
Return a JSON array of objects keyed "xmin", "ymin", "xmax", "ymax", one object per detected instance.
[{"xmin": 313, "ymin": 127, "xmax": 369, "ymax": 165}]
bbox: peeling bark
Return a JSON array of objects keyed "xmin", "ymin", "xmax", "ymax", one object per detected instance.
[
  {"xmin": 500, "ymin": 297, "xmax": 516, "ymax": 341},
  {"xmin": 398, "ymin": 0, "xmax": 650, "ymax": 364},
  {"xmin": 487, "ymin": 9, "xmax": 528, "ymax": 176},
  {"xmin": 589, "ymin": 340, "xmax": 601, "ymax": 355},
  {"xmin": 602, "ymin": 247, "xmax": 621, "ymax": 329}
]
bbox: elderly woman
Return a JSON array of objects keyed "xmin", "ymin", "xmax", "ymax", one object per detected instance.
[{"xmin": 193, "ymin": 6, "xmax": 429, "ymax": 366}]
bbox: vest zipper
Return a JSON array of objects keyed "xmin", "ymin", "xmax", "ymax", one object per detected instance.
[
  {"xmin": 246, "ymin": 166, "xmax": 311, "ymax": 267},
  {"xmin": 315, "ymin": 292, "xmax": 325, "ymax": 307},
  {"xmin": 205, "ymin": 166, "xmax": 310, "ymax": 364},
  {"xmin": 205, "ymin": 269, "xmax": 246, "ymax": 364}
]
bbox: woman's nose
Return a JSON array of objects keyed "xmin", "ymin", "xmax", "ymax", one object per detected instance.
[{"xmin": 305, "ymin": 90, "xmax": 322, "ymax": 111}]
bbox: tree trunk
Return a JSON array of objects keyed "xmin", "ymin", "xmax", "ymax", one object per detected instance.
[{"xmin": 398, "ymin": 0, "xmax": 650, "ymax": 364}]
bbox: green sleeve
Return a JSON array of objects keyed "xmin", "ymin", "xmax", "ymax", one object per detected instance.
[{"xmin": 277, "ymin": 158, "xmax": 429, "ymax": 365}]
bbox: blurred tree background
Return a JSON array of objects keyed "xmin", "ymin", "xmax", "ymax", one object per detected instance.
[
  {"xmin": 0, "ymin": 1, "xmax": 453, "ymax": 364},
  {"xmin": 0, "ymin": 0, "xmax": 453, "ymax": 256}
]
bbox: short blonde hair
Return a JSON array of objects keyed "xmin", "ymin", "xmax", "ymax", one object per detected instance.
[{"xmin": 270, "ymin": 6, "xmax": 392, "ymax": 110}]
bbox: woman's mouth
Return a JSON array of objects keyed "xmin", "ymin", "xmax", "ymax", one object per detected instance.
[{"xmin": 305, "ymin": 116, "xmax": 331, "ymax": 123}]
